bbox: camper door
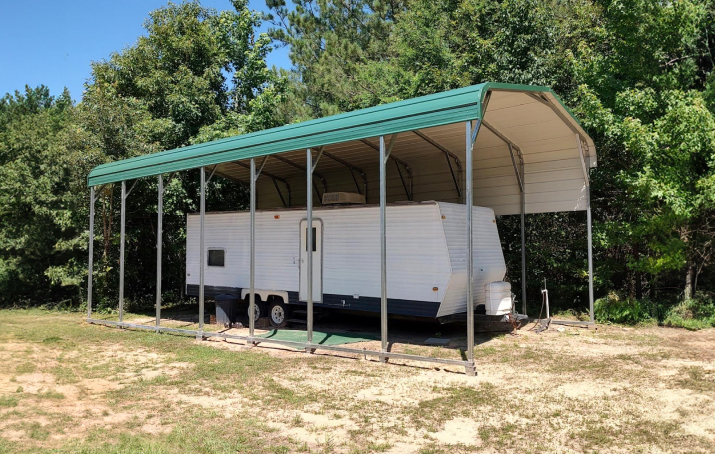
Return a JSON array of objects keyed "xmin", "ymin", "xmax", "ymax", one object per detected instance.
[{"xmin": 299, "ymin": 219, "xmax": 322, "ymax": 302}]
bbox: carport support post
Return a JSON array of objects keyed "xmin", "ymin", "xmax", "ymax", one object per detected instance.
[
  {"xmin": 465, "ymin": 120, "xmax": 480, "ymax": 376},
  {"xmin": 306, "ymin": 149, "xmax": 314, "ymax": 350},
  {"xmin": 87, "ymin": 186, "xmax": 95, "ymax": 319},
  {"xmin": 521, "ymin": 175, "xmax": 527, "ymax": 316},
  {"xmin": 156, "ymin": 175, "xmax": 163, "ymax": 328},
  {"xmin": 199, "ymin": 167, "xmax": 205, "ymax": 335},
  {"xmin": 249, "ymin": 159, "xmax": 256, "ymax": 339},
  {"xmin": 119, "ymin": 181, "xmax": 126, "ymax": 323},
  {"xmin": 587, "ymin": 190, "xmax": 594, "ymax": 323},
  {"xmin": 379, "ymin": 136, "xmax": 388, "ymax": 363}
]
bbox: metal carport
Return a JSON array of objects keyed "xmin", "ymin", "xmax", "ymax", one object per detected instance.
[{"xmin": 86, "ymin": 82, "xmax": 597, "ymax": 375}]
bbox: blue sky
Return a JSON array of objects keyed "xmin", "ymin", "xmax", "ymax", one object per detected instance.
[{"xmin": 0, "ymin": 0, "xmax": 291, "ymax": 102}]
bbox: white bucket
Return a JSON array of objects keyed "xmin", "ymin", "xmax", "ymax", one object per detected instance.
[{"xmin": 484, "ymin": 281, "xmax": 512, "ymax": 315}]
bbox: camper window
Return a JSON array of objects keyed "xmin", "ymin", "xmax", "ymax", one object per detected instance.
[{"xmin": 207, "ymin": 249, "xmax": 225, "ymax": 267}]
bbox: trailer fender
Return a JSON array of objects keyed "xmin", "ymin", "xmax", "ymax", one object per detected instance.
[{"xmin": 240, "ymin": 289, "xmax": 289, "ymax": 305}]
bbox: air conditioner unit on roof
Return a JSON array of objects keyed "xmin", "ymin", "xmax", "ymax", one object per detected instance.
[{"xmin": 322, "ymin": 192, "xmax": 366, "ymax": 205}]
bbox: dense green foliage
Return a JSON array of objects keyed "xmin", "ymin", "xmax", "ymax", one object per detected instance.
[
  {"xmin": 268, "ymin": 0, "xmax": 715, "ymax": 323},
  {"xmin": 1, "ymin": 0, "xmax": 714, "ymax": 327},
  {"xmin": 0, "ymin": 0, "xmax": 284, "ymax": 310}
]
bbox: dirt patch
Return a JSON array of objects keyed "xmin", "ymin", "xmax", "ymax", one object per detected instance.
[
  {"xmin": 2, "ymin": 311, "xmax": 715, "ymax": 453},
  {"xmin": 0, "ymin": 339, "xmax": 199, "ymax": 449},
  {"xmin": 432, "ymin": 417, "xmax": 481, "ymax": 446},
  {"xmin": 268, "ymin": 411, "xmax": 355, "ymax": 450}
]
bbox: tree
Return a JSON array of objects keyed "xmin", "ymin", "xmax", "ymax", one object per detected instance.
[
  {"xmin": 0, "ymin": 0, "xmax": 286, "ymax": 308},
  {"xmin": 73, "ymin": 0, "xmax": 287, "ymax": 308},
  {"xmin": 267, "ymin": 0, "xmax": 408, "ymax": 116},
  {"xmin": 0, "ymin": 86, "xmax": 79, "ymax": 304},
  {"xmin": 269, "ymin": 0, "xmax": 715, "ymax": 307}
]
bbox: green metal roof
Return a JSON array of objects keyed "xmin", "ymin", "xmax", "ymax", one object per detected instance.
[{"xmin": 87, "ymin": 83, "xmax": 571, "ymax": 186}]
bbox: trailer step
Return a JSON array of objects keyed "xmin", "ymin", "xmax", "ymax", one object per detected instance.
[{"xmin": 286, "ymin": 318, "xmax": 307, "ymax": 324}]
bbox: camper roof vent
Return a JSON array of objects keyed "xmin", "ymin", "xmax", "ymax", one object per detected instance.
[{"xmin": 322, "ymin": 192, "xmax": 366, "ymax": 205}]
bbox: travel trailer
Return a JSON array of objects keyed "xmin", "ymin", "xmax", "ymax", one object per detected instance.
[{"xmin": 186, "ymin": 198, "xmax": 512, "ymax": 327}]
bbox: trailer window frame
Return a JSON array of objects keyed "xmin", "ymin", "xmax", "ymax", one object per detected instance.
[{"xmin": 207, "ymin": 248, "xmax": 226, "ymax": 267}]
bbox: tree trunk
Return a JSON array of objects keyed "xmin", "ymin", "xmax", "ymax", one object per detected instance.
[
  {"xmin": 684, "ymin": 263, "xmax": 695, "ymax": 300},
  {"xmin": 634, "ymin": 244, "xmax": 642, "ymax": 300}
]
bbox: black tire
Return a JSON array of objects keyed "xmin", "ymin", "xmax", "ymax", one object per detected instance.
[
  {"xmin": 268, "ymin": 298, "xmax": 289, "ymax": 328},
  {"xmin": 245, "ymin": 296, "xmax": 264, "ymax": 323}
]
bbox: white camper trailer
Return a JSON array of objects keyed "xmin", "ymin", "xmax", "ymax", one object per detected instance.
[{"xmin": 186, "ymin": 201, "xmax": 510, "ymax": 327}]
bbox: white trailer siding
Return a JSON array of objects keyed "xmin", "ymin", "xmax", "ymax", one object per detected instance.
[
  {"xmin": 320, "ymin": 204, "xmax": 451, "ymax": 305},
  {"xmin": 436, "ymin": 203, "xmax": 507, "ymax": 317},
  {"xmin": 186, "ymin": 202, "xmax": 505, "ymax": 317},
  {"xmin": 187, "ymin": 211, "xmax": 301, "ymax": 293}
]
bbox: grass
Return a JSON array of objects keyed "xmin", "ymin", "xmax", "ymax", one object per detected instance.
[
  {"xmin": 596, "ymin": 292, "xmax": 715, "ymax": 329},
  {"xmin": 0, "ymin": 309, "xmax": 713, "ymax": 453},
  {"xmin": 0, "ymin": 396, "xmax": 19, "ymax": 407},
  {"xmin": 677, "ymin": 366, "xmax": 715, "ymax": 393}
]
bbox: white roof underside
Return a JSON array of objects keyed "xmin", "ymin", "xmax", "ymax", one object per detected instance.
[{"xmin": 211, "ymin": 90, "xmax": 596, "ymax": 216}]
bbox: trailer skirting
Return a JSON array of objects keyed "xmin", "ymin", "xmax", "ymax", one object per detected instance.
[{"xmin": 185, "ymin": 285, "xmax": 441, "ymax": 318}]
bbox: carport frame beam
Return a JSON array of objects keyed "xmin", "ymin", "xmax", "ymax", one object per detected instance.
[
  {"xmin": 249, "ymin": 157, "xmax": 268, "ymax": 338},
  {"xmin": 235, "ymin": 160, "xmax": 291, "ymax": 208},
  {"xmin": 379, "ymin": 134, "xmax": 398, "ymax": 363},
  {"xmin": 198, "ymin": 167, "xmax": 206, "ymax": 336},
  {"xmin": 156, "ymin": 174, "xmax": 163, "ymax": 328},
  {"xmin": 118, "ymin": 182, "xmax": 126, "ymax": 322},
  {"xmin": 482, "ymin": 119, "xmax": 528, "ymax": 315},
  {"xmin": 323, "ymin": 151, "xmax": 368, "ymax": 198},
  {"xmin": 86, "ymin": 317, "xmax": 475, "ymax": 369},
  {"xmin": 273, "ymin": 154, "xmax": 328, "ymax": 202},
  {"xmin": 466, "ymin": 119, "xmax": 481, "ymax": 376},
  {"xmin": 306, "ymin": 147, "xmax": 324, "ymax": 350},
  {"xmin": 412, "ymin": 130, "xmax": 463, "ymax": 201},
  {"xmin": 577, "ymin": 137, "xmax": 595, "ymax": 323},
  {"xmin": 361, "ymin": 138, "xmax": 412, "ymax": 201},
  {"xmin": 87, "ymin": 186, "xmax": 95, "ymax": 318}
]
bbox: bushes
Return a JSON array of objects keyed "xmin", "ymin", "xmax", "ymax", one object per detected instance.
[
  {"xmin": 595, "ymin": 291, "xmax": 715, "ymax": 329},
  {"xmin": 594, "ymin": 292, "xmax": 659, "ymax": 325},
  {"xmin": 663, "ymin": 293, "xmax": 715, "ymax": 330}
]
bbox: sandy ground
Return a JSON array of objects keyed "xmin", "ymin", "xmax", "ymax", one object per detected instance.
[{"xmin": 1, "ymin": 311, "xmax": 714, "ymax": 453}]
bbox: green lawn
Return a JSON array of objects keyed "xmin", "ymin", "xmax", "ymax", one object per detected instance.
[{"xmin": 0, "ymin": 309, "xmax": 714, "ymax": 453}]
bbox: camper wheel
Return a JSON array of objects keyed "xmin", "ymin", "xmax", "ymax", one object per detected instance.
[
  {"xmin": 245, "ymin": 296, "xmax": 265, "ymax": 323},
  {"xmin": 268, "ymin": 297, "xmax": 289, "ymax": 328}
]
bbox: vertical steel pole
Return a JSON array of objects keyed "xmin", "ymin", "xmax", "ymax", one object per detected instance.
[
  {"xmin": 119, "ymin": 181, "xmax": 126, "ymax": 323},
  {"xmin": 156, "ymin": 175, "xmax": 163, "ymax": 328},
  {"xmin": 87, "ymin": 186, "xmax": 95, "ymax": 319},
  {"xmin": 306, "ymin": 149, "xmax": 314, "ymax": 348},
  {"xmin": 587, "ymin": 189, "xmax": 594, "ymax": 323},
  {"xmin": 199, "ymin": 167, "xmax": 205, "ymax": 333},
  {"xmin": 379, "ymin": 136, "xmax": 388, "ymax": 362},
  {"xmin": 466, "ymin": 120, "xmax": 480, "ymax": 376},
  {"xmin": 249, "ymin": 159, "xmax": 256, "ymax": 338},
  {"xmin": 521, "ymin": 173, "xmax": 527, "ymax": 316}
]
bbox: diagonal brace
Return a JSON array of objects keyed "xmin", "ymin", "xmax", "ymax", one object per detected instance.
[
  {"xmin": 412, "ymin": 130, "xmax": 463, "ymax": 199},
  {"xmin": 123, "ymin": 180, "xmax": 139, "ymax": 199},
  {"xmin": 323, "ymin": 151, "xmax": 368, "ymax": 197},
  {"xmin": 576, "ymin": 135, "xmax": 590, "ymax": 188},
  {"xmin": 311, "ymin": 146, "xmax": 324, "ymax": 173},
  {"xmin": 234, "ymin": 160, "xmax": 291, "ymax": 207},
  {"xmin": 273, "ymin": 154, "xmax": 328, "ymax": 198},
  {"xmin": 361, "ymin": 137, "xmax": 412, "ymax": 200},
  {"xmin": 93, "ymin": 184, "xmax": 108, "ymax": 203},
  {"xmin": 482, "ymin": 120, "xmax": 524, "ymax": 192}
]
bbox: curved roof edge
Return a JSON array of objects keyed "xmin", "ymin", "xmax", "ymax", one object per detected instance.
[{"xmin": 87, "ymin": 82, "xmax": 588, "ymax": 187}]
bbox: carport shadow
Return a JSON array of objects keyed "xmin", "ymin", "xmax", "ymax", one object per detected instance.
[
  {"xmin": 122, "ymin": 302, "xmax": 214, "ymax": 329},
  {"xmin": 305, "ymin": 310, "xmax": 511, "ymax": 354}
]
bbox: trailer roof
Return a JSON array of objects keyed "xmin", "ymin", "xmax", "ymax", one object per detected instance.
[{"xmin": 87, "ymin": 82, "xmax": 597, "ymax": 215}]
